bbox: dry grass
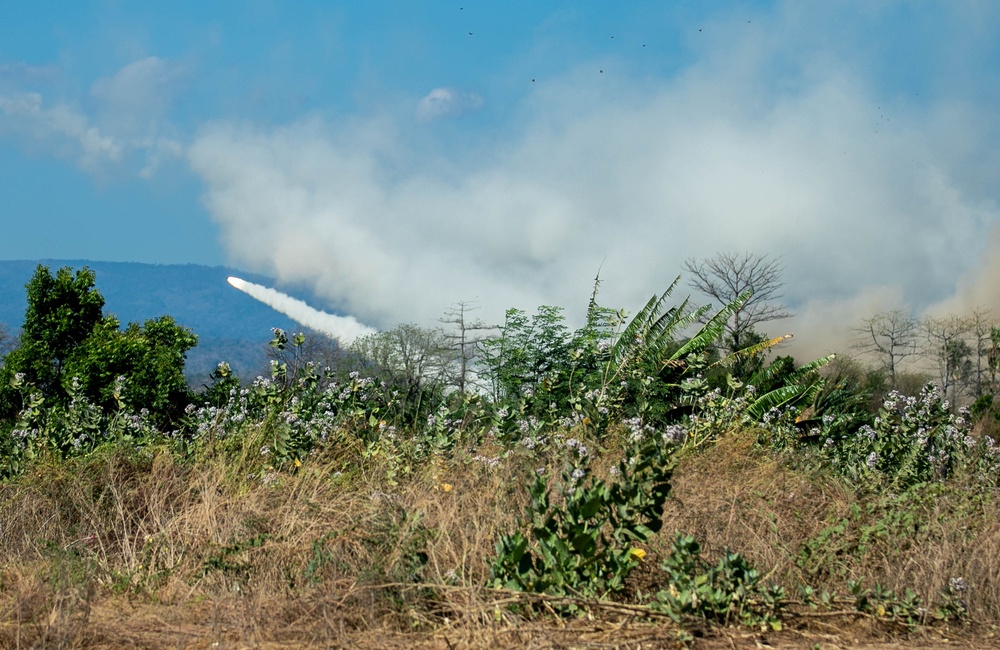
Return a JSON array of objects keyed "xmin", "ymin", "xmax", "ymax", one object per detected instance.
[
  {"xmin": 1, "ymin": 432, "xmax": 999, "ymax": 648},
  {"xmin": 660, "ymin": 431, "xmax": 1000, "ymax": 622}
]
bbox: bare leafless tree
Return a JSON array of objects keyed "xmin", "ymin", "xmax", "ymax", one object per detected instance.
[
  {"xmin": 922, "ymin": 314, "xmax": 974, "ymax": 407},
  {"xmin": 439, "ymin": 301, "xmax": 494, "ymax": 394},
  {"xmin": 967, "ymin": 308, "xmax": 996, "ymax": 398},
  {"xmin": 683, "ymin": 252, "xmax": 793, "ymax": 353},
  {"xmin": 853, "ymin": 309, "xmax": 919, "ymax": 389}
]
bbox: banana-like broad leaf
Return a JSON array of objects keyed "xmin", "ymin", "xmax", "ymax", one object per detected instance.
[
  {"xmin": 668, "ymin": 290, "xmax": 752, "ymax": 363},
  {"xmin": 784, "ymin": 354, "xmax": 836, "ymax": 382},
  {"xmin": 746, "ymin": 356, "xmax": 790, "ymax": 389},
  {"xmin": 746, "ymin": 352, "xmax": 835, "ymax": 391},
  {"xmin": 745, "ymin": 355, "xmax": 834, "ymax": 421},
  {"xmin": 611, "ymin": 276, "xmax": 698, "ymax": 375},
  {"xmin": 746, "ymin": 383, "xmax": 811, "ymax": 421},
  {"xmin": 638, "ymin": 300, "xmax": 705, "ymax": 370},
  {"xmin": 711, "ymin": 334, "xmax": 793, "ymax": 371}
]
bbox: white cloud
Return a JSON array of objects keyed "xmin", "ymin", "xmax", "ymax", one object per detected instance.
[
  {"xmin": 0, "ymin": 57, "xmax": 186, "ymax": 175},
  {"xmin": 0, "ymin": 91, "xmax": 122, "ymax": 170},
  {"xmin": 89, "ymin": 56, "xmax": 186, "ymax": 136},
  {"xmin": 415, "ymin": 87, "xmax": 484, "ymax": 122},
  {"xmin": 186, "ymin": 5, "xmax": 1000, "ymax": 355}
]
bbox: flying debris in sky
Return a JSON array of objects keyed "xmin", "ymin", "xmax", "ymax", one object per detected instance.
[{"xmin": 226, "ymin": 276, "xmax": 376, "ymax": 345}]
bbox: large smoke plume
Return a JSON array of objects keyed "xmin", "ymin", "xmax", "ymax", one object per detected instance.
[{"xmin": 186, "ymin": 5, "xmax": 1000, "ymax": 361}]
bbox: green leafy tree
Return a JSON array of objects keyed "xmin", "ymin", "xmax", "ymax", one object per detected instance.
[
  {"xmin": 63, "ymin": 315, "xmax": 198, "ymax": 427},
  {"xmin": 0, "ymin": 265, "xmax": 197, "ymax": 428},
  {"xmin": 478, "ymin": 305, "xmax": 574, "ymax": 408},
  {"xmin": 0, "ymin": 264, "xmax": 104, "ymax": 400},
  {"xmin": 0, "ymin": 265, "xmax": 105, "ymax": 417},
  {"xmin": 351, "ymin": 323, "xmax": 453, "ymax": 420},
  {"xmin": 0, "ymin": 323, "xmax": 12, "ymax": 360}
]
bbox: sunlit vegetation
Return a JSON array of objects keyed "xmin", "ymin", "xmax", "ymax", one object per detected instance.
[{"xmin": 1, "ymin": 262, "xmax": 999, "ymax": 647}]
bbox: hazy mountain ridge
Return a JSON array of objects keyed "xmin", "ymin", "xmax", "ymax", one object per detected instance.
[{"xmin": 0, "ymin": 260, "xmax": 334, "ymax": 380}]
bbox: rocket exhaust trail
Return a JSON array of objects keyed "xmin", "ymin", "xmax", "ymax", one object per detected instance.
[{"xmin": 226, "ymin": 276, "xmax": 376, "ymax": 345}]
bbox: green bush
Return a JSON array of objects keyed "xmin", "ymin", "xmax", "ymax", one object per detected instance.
[
  {"xmin": 652, "ymin": 532, "xmax": 786, "ymax": 630},
  {"xmin": 488, "ymin": 431, "xmax": 675, "ymax": 600}
]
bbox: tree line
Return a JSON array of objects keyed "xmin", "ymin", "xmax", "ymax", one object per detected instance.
[
  {"xmin": 0, "ymin": 253, "xmax": 882, "ymax": 426},
  {"xmin": 2, "ymin": 255, "xmax": 998, "ymax": 455},
  {"xmin": 854, "ymin": 308, "xmax": 1000, "ymax": 412}
]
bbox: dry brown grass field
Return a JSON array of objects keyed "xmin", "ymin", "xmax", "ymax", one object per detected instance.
[{"xmin": 2, "ymin": 427, "xmax": 999, "ymax": 649}]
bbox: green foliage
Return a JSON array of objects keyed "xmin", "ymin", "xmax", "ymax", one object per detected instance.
[
  {"xmin": 474, "ymin": 278, "xmax": 833, "ymax": 447},
  {"xmin": 801, "ymin": 360, "xmax": 886, "ymax": 443},
  {"xmin": 488, "ymin": 433, "xmax": 675, "ymax": 600},
  {"xmin": 478, "ymin": 305, "xmax": 574, "ymax": 410},
  {"xmin": 817, "ymin": 385, "xmax": 1000, "ymax": 487},
  {"xmin": 607, "ymin": 286, "xmax": 830, "ymax": 431},
  {"xmin": 847, "ymin": 578, "xmax": 929, "ymax": 627},
  {"xmin": 185, "ymin": 329, "xmax": 492, "ymax": 476},
  {"xmin": 0, "ymin": 374, "xmax": 166, "ymax": 477},
  {"xmin": 793, "ymin": 481, "xmax": 988, "ymax": 609},
  {"xmin": 652, "ymin": 532, "xmax": 786, "ymax": 630},
  {"xmin": 0, "ymin": 266, "xmax": 198, "ymax": 476},
  {"xmin": 63, "ymin": 315, "xmax": 197, "ymax": 427},
  {"xmin": 0, "ymin": 262, "xmax": 995, "ymax": 640},
  {"xmin": 723, "ymin": 327, "xmax": 773, "ymax": 382},
  {"xmin": 200, "ymin": 360, "xmax": 240, "ymax": 409},
  {"xmin": 0, "ymin": 265, "xmax": 196, "ymax": 430},
  {"xmin": 0, "ymin": 265, "xmax": 105, "ymax": 416},
  {"xmin": 743, "ymin": 354, "xmax": 834, "ymax": 421}
]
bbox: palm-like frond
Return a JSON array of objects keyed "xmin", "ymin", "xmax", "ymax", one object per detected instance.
[
  {"xmin": 611, "ymin": 276, "xmax": 689, "ymax": 372},
  {"xmin": 779, "ymin": 354, "xmax": 836, "ymax": 388},
  {"xmin": 746, "ymin": 351, "xmax": 835, "ymax": 388},
  {"xmin": 668, "ymin": 290, "xmax": 752, "ymax": 362},
  {"xmin": 711, "ymin": 334, "xmax": 792, "ymax": 371},
  {"xmin": 745, "ymin": 354, "xmax": 836, "ymax": 421},
  {"xmin": 746, "ymin": 384, "xmax": 810, "ymax": 420},
  {"xmin": 644, "ymin": 299, "xmax": 704, "ymax": 363}
]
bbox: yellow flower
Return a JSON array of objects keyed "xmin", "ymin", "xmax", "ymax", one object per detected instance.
[
  {"xmin": 293, "ymin": 458, "xmax": 302, "ymax": 468},
  {"xmin": 876, "ymin": 604, "xmax": 886, "ymax": 617},
  {"xmin": 440, "ymin": 483, "xmax": 453, "ymax": 492},
  {"xmin": 629, "ymin": 547, "xmax": 647, "ymax": 561}
]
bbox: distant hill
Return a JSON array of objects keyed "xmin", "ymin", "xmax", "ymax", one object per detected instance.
[{"xmin": 0, "ymin": 260, "xmax": 343, "ymax": 382}]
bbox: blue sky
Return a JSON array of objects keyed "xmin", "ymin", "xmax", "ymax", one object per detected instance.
[{"xmin": 3, "ymin": 1, "xmax": 1000, "ymax": 356}]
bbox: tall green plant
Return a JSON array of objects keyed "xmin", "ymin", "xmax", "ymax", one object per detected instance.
[
  {"xmin": 489, "ymin": 434, "xmax": 675, "ymax": 600},
  {"xmin": 596, "ymin": 285, "xmax": 755, "ymax": 426},
  {"xmin": 478, "ymin": 305, "xmax": 574, "ymax": 410},
  {"xmin": 743, "ymin": 354, "xmax": 835, "ymax": 421},
  {"xmin": 0, "ymin": 265, "xmax": 105, "ymax": 417}
]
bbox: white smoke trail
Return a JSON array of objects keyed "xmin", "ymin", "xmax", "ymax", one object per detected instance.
[{"xmin": 226, "ymin": 276, "xmax": 376, "ymax": 345}]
